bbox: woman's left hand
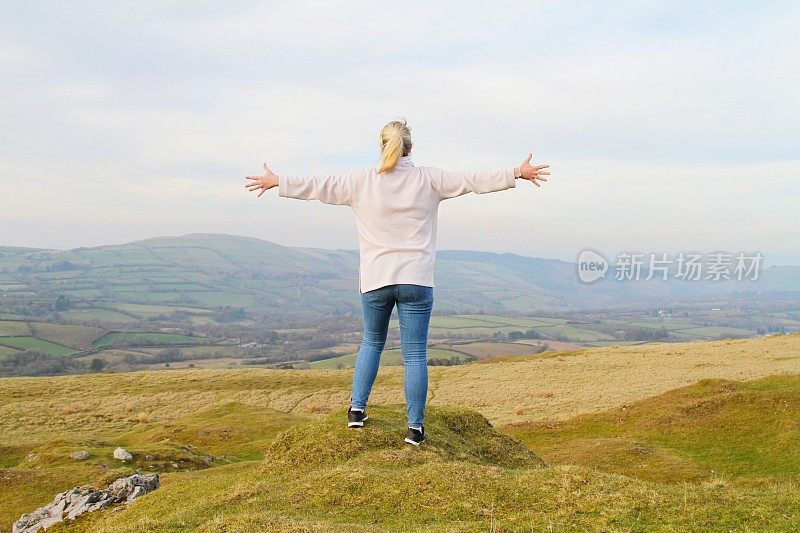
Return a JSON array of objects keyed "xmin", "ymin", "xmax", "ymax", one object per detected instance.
[
  {"xmin": 244, "ymin": 163, "xmax": 279, "ymax": 197},
  {"xmin": 517, "ymin": 153, "xmax": 550, "ymax": 187}
]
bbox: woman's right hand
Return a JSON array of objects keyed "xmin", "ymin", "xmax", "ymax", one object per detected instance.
[
  {"xmin": 516, "ymin": 153, "xmax": 550, "ymax": 187},
  {"xmin": 244, "ymin": 162, "xmax": 279, "ymax": 197}
]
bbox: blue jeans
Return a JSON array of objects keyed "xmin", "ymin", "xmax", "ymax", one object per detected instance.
[{"xmin": 350, "ymin": 283, "xmax": 434, "ymax": 427}]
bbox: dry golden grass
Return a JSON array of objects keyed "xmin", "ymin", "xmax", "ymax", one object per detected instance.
[
  {"xmin": 1, "ymin": 334, "xmax": 798, "ymax": 444},
  {"xmin": 0, "ymin": 370, "xmax": 351, "ymax": 444},
  {"xmin": 369, "ymin": 333, "xmax": 800, "ymax": 425},
  {"xmin": 3, "ymin": 334, "xmax": 800, "ymax": 532}
]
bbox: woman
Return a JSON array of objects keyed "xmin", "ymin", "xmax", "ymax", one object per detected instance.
[{"xmin": 245, "ymin": 119, "xmax": 549, "ymax": 446}]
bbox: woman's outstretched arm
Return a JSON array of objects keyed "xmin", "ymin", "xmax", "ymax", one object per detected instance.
[
  {"xmin": 244, "ymin": 162, "xmax": 360, "ymax": 206},
  {"xmin": 432, "ymin": 153, "xmax": 549, "ymax": 200}
]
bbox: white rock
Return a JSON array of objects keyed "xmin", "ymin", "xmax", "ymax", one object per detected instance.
[{"xmin": 113, "ymin": 447, "xmax": 133, "ymax": 461}]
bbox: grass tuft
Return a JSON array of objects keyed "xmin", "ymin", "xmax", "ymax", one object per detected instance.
[{"xmin": 263, "ymin": 405, "xmax": 546, "ymax": 473}]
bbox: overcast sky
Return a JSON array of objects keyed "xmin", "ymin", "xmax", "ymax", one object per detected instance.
[{"xmin": 1, "ymin": 1, "xmax": 798, "ymax": 264}]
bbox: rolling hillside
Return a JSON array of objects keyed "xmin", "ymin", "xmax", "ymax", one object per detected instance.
[
  {"xmin": 505, "ymin": 373, "xmax": 800, "ymax": 485},
  {"xmin": 2, "ymin": 233, "xmax": 798, "ymax": 323},
  {"xmin": 58, "ymin": 402, "xmax": 800, "ymax": 532},
  {"xmin": 2, "ymin": 334, "xmax": 800, "ymax": 530}
]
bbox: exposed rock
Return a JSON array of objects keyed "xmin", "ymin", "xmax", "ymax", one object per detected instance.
[
  {"xmin": 144, "ymin": 454, "xmax": 156, "ymax": 461},
  {"xmin": 113, "ymin": 447, "xmax": 133, "ymax": 461},
  {"xmin": 70, "ymin": 451, "xmax": 90, "ymax": 461},
  {"xmin": 107, "ymin": 474, "xmax": 159, "ymax": 503},
  {"xmin": 13, "ymin": 473, "xmax": 159, "ymax": 533}
]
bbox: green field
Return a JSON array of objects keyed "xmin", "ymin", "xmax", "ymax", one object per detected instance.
[
  {"xmin": 412, "ymin": 314, "xmax": 554, "ymax": 332},
  {"xmin": 0, "ymin": 336, "xmax": 77, "ymax": 356},
  {"xmin": 625, "ymin": 321, "xmax": 756, "ymax": 341},
  {"xmin": 0, "ymin": 313, "xmax": 27, "ymax": 320},
  {"xmin": 27, "ymin": 322, "xmax": 105, "ymax": 348},
  {"xmin": 113, "ymin": 303, "xmax": 214, "ymax": 318},
  {"xmin": 458, "ymin": 314, "xmax": 566, "ymax": 327},
  {"xmin": 309, "ymin": 348, "xmax": 473, "ymax": 369},
  {"xmin": 58, "ymin": 309, "xmax": 141, "ymax": 323},
  {"xmin": 0, "ymin": 344, "xmax": 22, "ymax": 357},
  {"xmin": 673, "ymin": 325, "xmax": 756, "ymax": 339},
  {"xmin": 534, "ymin": 323, "xmax": 614, "ymax": 342},
  {"xmin": 0, "ymin": 321, "xmax": 102, "ymax": 357},
  {"xmin": 182, "ymin": 291, "xmax": 257, "ymax": 307},
  {"xmin": 91, "ymin": 332, "xmax": 204, "ymax": 348},
  {"xmin": 136, "ymin": 345, "xmax": 241, "ymax": 357},
  {"xmin": 390, "ymin": 314, "xmax": 617, "ymax": 342}
]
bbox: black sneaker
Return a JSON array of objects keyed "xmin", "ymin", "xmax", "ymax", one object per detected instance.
[
  {"xmin": 404, "ymin": 425, "xmax": 425, "ymax": 446},
  {"xmin": 347, "ymin": 407, "xmax": 368, "ymax": 428}
]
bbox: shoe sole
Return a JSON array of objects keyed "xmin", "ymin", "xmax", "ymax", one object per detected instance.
[
  {"xmin": 404, "ymin": 437, "xmax": 424, "ymax": 446},
  {"xmin": 347, "ymin": 416, "xmax": 368, "ymax": 428}
]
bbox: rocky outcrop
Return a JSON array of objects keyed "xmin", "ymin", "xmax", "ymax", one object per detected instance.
[
  {"xmin": 70, "ymin": 450, "xmax": 90, "ymax": 461},
  {"xmin": 113, "ymin": 447, "xmax": 133, "ymax": 461},
  {"xmin": 12, "ymin": 473, "xmax": 159, "ymax": 533}
]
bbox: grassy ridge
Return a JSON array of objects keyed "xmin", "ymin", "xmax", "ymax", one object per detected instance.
[
  {"xmin": 503, "ymin": 374, "xmax": 800, "ymax": 484},
  {"xmin": 54, "ymin": 404, "xmax": 800, "ymax": 532},
  {"xmin": 0, "ymin": 402, "xmax": 304, "ymax": 529},
  {"xmin": 4, "ymin": 234, "xmax": 798, "ymax": 320},
  {"xmin": 2, "ymin": 335, "xmax": 800, "ymax": 530}
]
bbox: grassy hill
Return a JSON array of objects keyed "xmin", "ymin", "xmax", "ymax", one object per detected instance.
[
  {"xmin": 0, "ymin": 233, "xmax": 580, "ymax": 321},
  {"xmin": 506, "ymin": 374, "xmax": 800, "ymax": 485},
  {"xmin": 2, "ymin": 334, "xmax": 800, "ymax": 531},
  {"xmin": 2, "ymin": 233, "xmax": 798, "ymax": 323},
  {"xmin": 3, "ymin": 233, "xmax": 799, "ymax": 377},
  {"xmin": 0, "ymin": 233, "xmax": 364, "ymax": 321},
  {"xmin": 55, "ymin": 404, "xmax": 800, "ymax": 532}
]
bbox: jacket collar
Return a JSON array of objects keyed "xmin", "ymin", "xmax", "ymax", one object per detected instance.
[{"xmin": 395, "ymin": 155, "xmax": 415, "ymax": 169}]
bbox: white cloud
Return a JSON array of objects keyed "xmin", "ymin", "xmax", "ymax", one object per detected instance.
[{"xmin": 0, "ymin": 1, "xmax": 798, "ymax": 261}]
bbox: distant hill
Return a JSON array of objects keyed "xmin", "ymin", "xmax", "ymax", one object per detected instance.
[{"xmin": 0, "ymin": 233, "xmax": 798, "ymax": 321}]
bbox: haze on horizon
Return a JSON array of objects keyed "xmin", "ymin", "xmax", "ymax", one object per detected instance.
[{"xmin": 1, "ymin": 2, "xmax": 798, "ymax": 265}]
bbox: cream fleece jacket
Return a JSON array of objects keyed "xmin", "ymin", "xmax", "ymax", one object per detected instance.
[{"xmin": 279, "ymin": 155, "xmax": 516, "ymax": 293}]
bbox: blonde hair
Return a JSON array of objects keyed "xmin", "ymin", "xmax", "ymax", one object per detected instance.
[{"xmin": 378, "ymin": 119, "xmax": 412, "ymax": 173}]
